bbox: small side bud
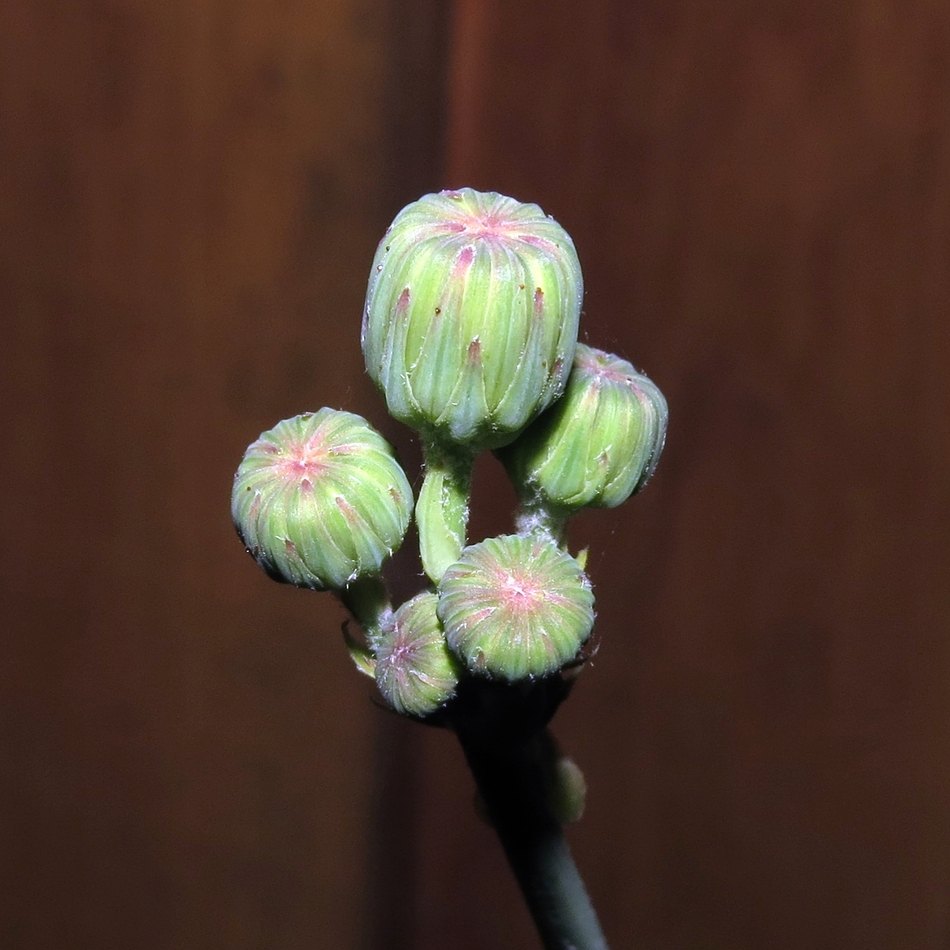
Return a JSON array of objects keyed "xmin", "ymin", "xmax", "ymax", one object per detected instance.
[
  {"xmin": 437, "ymin": 534, "xmax": 595, "ymax": 681},
  {"xmin": 231, "ymin": 409, "xmax": 412, "ymax": 590},
  {"xmin": 547, "ymin": 755, "xmax": 587, "ymax": 826},
  {"xmin": 374, "ymin": 592, "xmax": 461, "ymax": 717},
  {"xmin": 500, "ymin": 343, "xmax": 668, "ymax": 514}
]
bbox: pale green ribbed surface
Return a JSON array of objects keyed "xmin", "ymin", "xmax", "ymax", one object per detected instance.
[
  {"xmin": 362, "ymin": 188, "xmax": 583, "ymax": 451},
  {"xmin": 437, "ymin": 533, "xmax": 594, "ymax": 680},
  {"xmin": 231, "ymin": 409, "xmax": 412, "ymax": 590}
]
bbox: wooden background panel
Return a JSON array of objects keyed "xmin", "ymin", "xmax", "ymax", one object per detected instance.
[
  {"xmin": 4, "ymin": 0, "xmax": 950, "ymax": 947},
  {"xmin": 415, "ymin": 1, "xmax": 950, "ymax": 948},
  {"xmin": 0, "ymin": 1, "xmax": 414, "ymax": 947}
]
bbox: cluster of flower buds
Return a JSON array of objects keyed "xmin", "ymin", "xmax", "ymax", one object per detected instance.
[
  {"xmin": 231, "ymin": 188, "xmax": 668, "ymax": 716},
  {"xmin": 362, "ymin": 188, "xmax": 586, "ymax": 582}
]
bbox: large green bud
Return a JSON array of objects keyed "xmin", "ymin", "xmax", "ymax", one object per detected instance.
[
  {"xmin": 374, "ymin": 592, "xmax": 461, "ymax": 718},
  {"xmin": 231, "ymin": 409, "xmax": 412, "ymax": 591},
  {"xmin": 500, "ymin": 344, "xmax": 668, "ymax": 518},
  {"xmin": 362, "ymin": 188, "xmax": 583, "ymax": 452},
  {"xmin": 437, "ymin": 534, "xmax": 594, "ymax": 681}
]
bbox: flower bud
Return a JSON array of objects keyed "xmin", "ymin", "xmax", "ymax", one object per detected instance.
[
  {"xmin": 437, "ymin": 534, "xmax": 594, "ymax": 681},
  {"xmin": 374, "ymin": 592, "xmax": 461, "ymax": 717},
  {"xmin": 534, "ymin": 730, "xmax": 587, "ymax": 825},
  {"xmin": 500, "ymin": 344, "xmax": 668, "ymax": 513},
  {"xmin": 231, "ymin": 409, "xmax": 412, "ymax": 590},
  {"xmin": 362, "ymin": 188, "xmax": 583, "ymax": 451},
  {"xmin": 549, "ymin": 755, "xmax": 587, "ymax": 825}
]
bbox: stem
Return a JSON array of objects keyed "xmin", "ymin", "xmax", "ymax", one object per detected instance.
[
  {"xmin": 416, "ymin": 441, "xmax": 474, "ymax": 583},
  {"xmin": 452, "ymin": 681, "xmax": 609, "ymax": 950},
  {"xmin": 338, "ymin": 574, "xmax": 392, "ymax": 644},
  {"xmin": 514, "ymin": 501, "xmax": 570, "ymax": 548}
]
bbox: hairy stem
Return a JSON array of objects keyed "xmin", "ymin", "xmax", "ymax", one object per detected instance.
[
  {"xmin": 514, "ymin": 500, "xmax": 570, "ymax": 548},
  {"xmin": 338, "ymin": 574, "xmax": 392, "ymax": 644},
  {"xmin": 416, "ymin": 442, "xmax": 474, "ymax": 583}
]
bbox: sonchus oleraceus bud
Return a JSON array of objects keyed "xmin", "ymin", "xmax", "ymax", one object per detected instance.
[
  {"xmin": 374, "ymin": 592, "xmax": 461, "ymax": 718},
  {"xmin": 437, "ymin": 533, "xmax": 594, "ymax": 681},
  {"xmin": 231, "ymin": 409, "xmax": 412, "ymax": 591},
  {"xmin": 362, "ymin": 188, "xmax": 583, "ymax": 452},
  {"xmin": 500, "ymin": 344, "xmax": 668, "ymax": 527},
  {"xmin": 363, "ymin": 188, "xmax": 585, "ymax": 582}
]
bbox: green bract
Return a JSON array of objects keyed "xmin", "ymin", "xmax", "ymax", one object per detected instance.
[
  {"xmin": 437, "ymin": 534, "xmax": 594, "ymax": 681},
  {"xmin": 362, "ymin": 188, "xmax": 583, "ymax": 452},
  {"xmin": 374, "ymin": 592, "xmax": 461, "ymax": 717},
  {"xmin": 500, "ymin": 344, "xmax": 668, "ymax": 513},
  {"xmin": 231, "ymin": 409, "xmax": 412, "ymax": 590}
]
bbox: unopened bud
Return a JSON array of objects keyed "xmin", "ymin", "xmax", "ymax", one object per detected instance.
[
  {"xmin": 231, "ymin": 409, "xmax": 412, "ymax": 590},
  {"xmin": 362, "ymin": 188, "xmax": 583, "ymax": 451},
  {"xmin": 548, "ymin": 755, "xmax": 587, "ymax": 825},
  {"xmin": 500, "ymin": 344, "xmax": 668, "ymax": 513},
  {"xmin": 437, "ymin": 534, "xmax": 594, "ymax": 681},
  {"xmin": 374, "ymin": 592, "xmax": 461, "ymax": 717}
]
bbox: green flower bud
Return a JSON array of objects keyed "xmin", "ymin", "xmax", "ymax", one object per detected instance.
[
  {"xmin": 500, "ymin": 344, "xmax": 668, "ymax": 514},
  {"xmin": 362, "ymin": 188, "xmax": 583, "ymax": 452},
  {"xmin": 231, "ymin": 409, "xmax": 412, "ymax": 590},
  {"xmin": 534, "ymin": 730, "xmax": 587, "ymax": 825},
  {"xmin": 437, "ymin": 534, "xmax": 594, "ymax": 681},
  {"xmin": 549, "ymin": 755, "xmax": 587, "ymax": 825},
  {"xmin": 374, "ymin": 592, "xmax": 461, "ymax": 717}
]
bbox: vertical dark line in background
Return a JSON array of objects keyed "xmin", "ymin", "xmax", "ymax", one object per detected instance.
[
  {"xmin": 382, "ymin": 0, "xmax": 455, "ymax": 212},
  {"xmin": 363, "ymin": 2, "xmax": 454, "ymax": 949}
]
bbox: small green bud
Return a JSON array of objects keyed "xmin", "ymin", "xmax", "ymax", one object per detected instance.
[
  {"xmin": 437, "ymin": 534, "xmax": 594, "ymax": 681},
  {"xmin": 500, "ymin": 344, "xmax": 668, "ymax": 514},
  {"xmin": 362, "ymin": 188, "xmax": 583, "ymax": 451},
  {"xmin": 231, "ymin": 409, "xmax": 412, "ymax": 590},
  {"xmin": 534, "ymin": 730, "xmax": 587, "ymax": 825},
  {"xmin": 374, "ymin": 592, "xmax": 461, "ymax": 717},
  {"xmin": 548, "ymin": 755, "xmax": 587, "ymax": 825}
]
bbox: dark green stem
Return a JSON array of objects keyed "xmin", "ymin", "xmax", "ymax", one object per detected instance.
[{"xmin": 451, "ymin": 681, "xmax": 609, "ymax": 950}]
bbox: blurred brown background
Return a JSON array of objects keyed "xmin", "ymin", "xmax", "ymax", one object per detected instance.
[{"xmin": 2, "ymin": 0, "xmax": 949, "ymax": 948}]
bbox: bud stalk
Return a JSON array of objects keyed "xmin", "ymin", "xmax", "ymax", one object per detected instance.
[{"xmin": 416, "ymin": 442, "xmax": 473, "ymax": 583}]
